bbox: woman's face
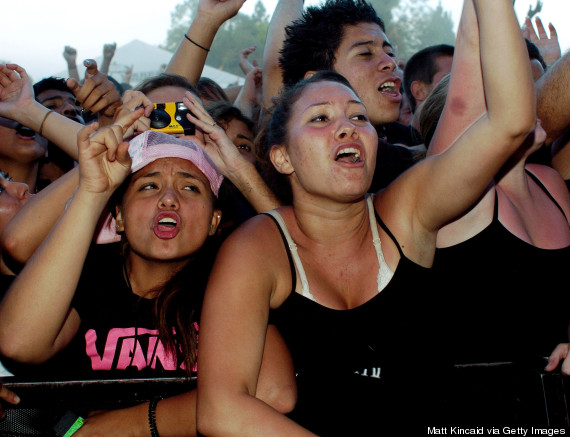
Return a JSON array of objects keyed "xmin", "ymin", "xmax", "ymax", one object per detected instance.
[
  {"xmin": 275, "ymin": 81, "xmax": 378, "ymax": 201},
  {"xmin": 116, "ymin": 157, "xmax": 221, "ymax": 263},
  {"xmin": 0, "ymin": 176, "xmax": 30, "ymax": 233},
  {"xmin": 221, "ymin": 118, "xmax": 256, "ymax": 165}
]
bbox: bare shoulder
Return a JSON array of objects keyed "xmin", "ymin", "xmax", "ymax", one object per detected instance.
[{"xmin": 211, "ymin": 211, "xmax": 293, "ymax": 307}]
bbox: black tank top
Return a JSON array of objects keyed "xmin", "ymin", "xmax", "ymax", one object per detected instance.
[
  {"xmin": 267, "ymin": 204, "xmax": 449, "ymax": 435},
  {"xmin": 433, "ymin": 170, "xmax": 570, "ymax": 364}
]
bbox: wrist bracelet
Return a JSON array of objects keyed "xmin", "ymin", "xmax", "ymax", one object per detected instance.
[
  {"xmin": 38, "ymin": 110, "xmax": 54, "ymax": 137},
  {"xmin": 184, "ymin": 34, "xmax": 210, "ymax": 52},
  {"xmin": 148, "ymin": 396, "xmax": 162, "ymax": 437}
]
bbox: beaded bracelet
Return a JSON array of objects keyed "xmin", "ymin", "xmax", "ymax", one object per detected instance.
[
  {"xmin": 184, "ymin": 34, "xmax": 210, "ymax": 52},
  {"xmin": 148, "ymin": 396, "xmax": 163, "ymax": 437}
]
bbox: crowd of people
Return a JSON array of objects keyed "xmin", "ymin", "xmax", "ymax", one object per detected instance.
[{"xmin": 0, "ymin": 0, "xmax": 569, "ymax": 435}]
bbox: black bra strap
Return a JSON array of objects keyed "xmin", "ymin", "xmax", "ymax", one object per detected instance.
[
  {"xmin": 525, "ymin": 169, "xmax": 568, "ymax": 220},
  {"xmin": 373, "ymin": 207, "xmax": 405, "ymax": 258}
]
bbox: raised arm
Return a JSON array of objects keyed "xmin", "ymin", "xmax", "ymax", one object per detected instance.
[
  {"xmin": 0, "ymin": 110, "xmax": 142, "ymax": 364},
  {"xmin": 63, "ymin": 46, "xmax": 80, "ymax": 82},
  {"xmin": 165, "ymin": 0, "xmax": 246, "ymax": 85},
  {"xmin": 536, "ymin": 50, "xmax": 570, "ymax": 146},
  {"xmin": 261, "ymin": 0, "xmax": 304, "ymax": 109},
  {"xmin": 387, "ymin": 0, "xmax": 536, "ymax": 243}
]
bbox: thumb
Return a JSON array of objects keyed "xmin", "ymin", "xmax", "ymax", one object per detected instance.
[{"xmin": 83, "ymin": 59, "xmax": 99, "ymax": 79}]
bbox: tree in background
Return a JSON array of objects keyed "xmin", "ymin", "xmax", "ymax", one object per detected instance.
[
  {"xmin": 163, "ymin": 0, "xmax": 455, "ymax": 75},
  {"xmin": 370, "ymin": 0, "xmax": 455, "ymax": 60}
]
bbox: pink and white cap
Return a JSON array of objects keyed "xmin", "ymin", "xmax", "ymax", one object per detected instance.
[{"xmin": 95, "ymin": 130, "xmax": 223, "ymax": 244}]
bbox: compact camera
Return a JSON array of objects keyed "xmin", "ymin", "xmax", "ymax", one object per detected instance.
[{"xmin": 149, "ymin": 102, "xmax": 195, "ymax": 136}]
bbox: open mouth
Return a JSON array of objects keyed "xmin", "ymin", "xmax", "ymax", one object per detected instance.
[
  {"xmin": 153, "ymin": 214, "xmax": 180, "ymax": 239},
  {"xmin": 15, "ymin": 124, "xmax": 36, "ymax": 139},
  {"xmin": 336, "ymin": 147, "xmax": 362, "ymax": 163},
  {"xmin": 378, "ymin": 81, "xmax": 399, "ymax": 96}
]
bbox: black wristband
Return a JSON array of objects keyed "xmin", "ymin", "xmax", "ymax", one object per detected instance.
[
  {"xmin": 184, "ymin": 34, "xmax": 210, "ymax": 52},
  {"xmin": 148, "ymin": 396, "xmax": 162, "ymax": 437}
]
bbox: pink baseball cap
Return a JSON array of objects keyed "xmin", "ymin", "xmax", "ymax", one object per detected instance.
[{"xmin": 95, "ymin": 130, "xmax": 223, "ymax": 244}]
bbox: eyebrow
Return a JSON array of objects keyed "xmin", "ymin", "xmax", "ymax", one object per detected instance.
[
  {"xmin": 236, "ymin": 133, "xmax": 254, "ymax": 142},
  {"xmin": 136, "ymin": 170, "xmax": 207, "ymax": 184},
  {"xmin": 39, "ymin": 95, "xmax": 76, "ymax": 104},
  {"xmin": 305, "ymin": 99, "xmax": 364, "ymax": 110},
  {"xmin": 350, "ymin": 40, "xmax": 393, "ymax": 50}
]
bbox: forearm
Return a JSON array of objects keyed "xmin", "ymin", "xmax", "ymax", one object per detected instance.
[
  {"xmin": 165, "ymin": 12, "xmax": 221, "ymax": 84},
  {"xmin": 261, "ymin": 0, "xmax": 304, "ymax": 108},
  {"xmin": 67, "ymin": 63, "xmax": 80, "ymax": 82},
  {"xmin": 0, "ymin": 187, "xmax": 109, "ymax": 362},
  {"xmin": 1, "ymin": 167, "xmax": 79, "ymax": 266},
  {"xmin": 226, "ymin": 163, "xmax": 281, "ymax": 212},
  {"xmin": 14, "ymin": 100, "xmax": 80, "ymax": 160},
  {"xmin": 536, "ymin": 50, "xmax": 570, "ymax": 145},
  {"xmin": 476, "ymin": 0, "xmax": 535, "ymax": 135}
]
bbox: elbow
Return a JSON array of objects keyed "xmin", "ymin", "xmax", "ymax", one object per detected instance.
[
  {"xmin": 196, "ymin": 396, "xmax": 236, "ymax": 436},
  {"xmin": 0, "ymin": 336, "xmax": 35, "ymax": 364},
  {"xmin": 257, "ymin": 381, "xmax": 297, "ymax": 414},
  {"xmin": 1, "ymin": 231, "xmax": 29, "ymax": 267}
]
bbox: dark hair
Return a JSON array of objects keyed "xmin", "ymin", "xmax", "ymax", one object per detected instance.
[
  {"xmin": 403, "ymin": 44, "xmax": 454, "ymax": 114},
  {"xmin": 33, "ymin": 77, "xmax": 71, "ymax": 101},
  {"xmin": 135, "ymin": 73, "xmax": 199, "ymax": 98},
  {"xmin": 279, "ymin": 0, "xmax": 385, "ymax": 87},
  {"xmin": 109, "ymin": 170, "xmax": 221, "ymax": 374},
  {"xmin": 259, "ymin": 71, "xmax": 355, "ymax": 204},
  {"xmin": 197, "ymin": 77, "xmax": 230, "ymax": 103},
  {"xmin": 206, "ymin": 102, "xmax": 254, "ymax": 132},
  {"xmin": 418, "ymin": 73, "xmax": 450, "ymax": 149},
  {"xmin": 525, "ymin": 38, "xmax": 547, "ymax": 70}
]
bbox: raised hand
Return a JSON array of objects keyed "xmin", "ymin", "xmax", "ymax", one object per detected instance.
[
  {"xmin": 62, "ymin": 46, "xmax": 77, "ymax": 65},
  {"xmin": 113, "ymin": 89, "xmax": 153, "ymax": 138},
  {"xmin": 182, "ymin": 92, "xmax": 248, "ymax": 177},
  {"xmin": 66, "ymin": 60, "xmax": 121, "ymax": 119},
  {"xmin": 103, "ymin": 42, "xmax": 117, "ymax": 60},
  {"xmin": 77, "ymin": 108, "xmax": 143, "ymax": 195},
  {"xmin": 239, "ymin": 45, "xmax": 258, "ymax": 75},
  {"xmin": 197, "ymin": 0, "xmax": 248, "ymax": 27},
  {"xmin": 523, "ymin": 16, "xmax": 561, "ymax": 68},
  {"xmin": 0, "ymin": 64, "xmax": 36, "ymax": 122}
]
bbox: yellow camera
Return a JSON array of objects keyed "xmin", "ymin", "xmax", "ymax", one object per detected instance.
[{"xmin": 149, "ymin": 102, "xmax": 195, "ymax": 136}]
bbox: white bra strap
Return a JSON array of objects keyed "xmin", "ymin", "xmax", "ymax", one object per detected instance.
[
  {"xmin": 366, "ymin": 194, "xmax": 394, "ymax": 292},
  {"xmin": 266, "ymin": 210, "xmax": 315, "ymax": 301}
]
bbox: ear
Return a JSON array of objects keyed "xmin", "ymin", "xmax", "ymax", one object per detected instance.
[
  {"xmin": 410, "ymin": 80, "xmax": 430, "ymax": 105},
  {"xmin": 209, "ymin": 208, "xmax": 222, "ymax": 236},
  {"xmin": 115, "ymin": 205, "xmax": 125, "ymax": 232},
  {"xmin": 303, "ymin": 70, "xmax": 317, "ymax": 81},
  {"xmin": 269, "ymin": 145, "xmax": 294, "ymax": 175}
]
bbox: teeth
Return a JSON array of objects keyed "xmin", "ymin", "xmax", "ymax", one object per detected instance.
[
  {"xmin": 336, "ymin": 147, "xmax": 361, "ymax": 162},
  {"xmin": 158, "ymin": 217, "xmax": 177, "ymax": 225},
  {"xmin": 379, "ymin": 81, "xmax": 396, "ymax": 91}
]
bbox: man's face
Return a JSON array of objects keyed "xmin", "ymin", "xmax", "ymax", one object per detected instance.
[
  {"xmin": 332, "ymin": 22, "xmax": 402, "ymax": 127},
  {"xmin": 36, "ymin": 89, "xmax": 84, "ymax": 124},
  {"xmin": 431, "ymin": 55, "xmax": 453, "ymax": 89}
]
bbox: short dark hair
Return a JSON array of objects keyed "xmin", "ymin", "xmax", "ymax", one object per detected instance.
[
  {"xmin": 525, "ymin": 38, "xmax": 547, "ymax": 70},
  {"xmin": 259, "ymin": 71, "xmax": 354, "ymax": 204},
  {"xmin": 279, "ymin": 0, "xmax": 385, "ymax": 87},
  {"xmin": 33, "ymin": 77, "xmax": 71, "ymax": 101},
  {"xmin": 403, "ymin": 44, "xmax": 455, "ymax": 113},
  {"xmin": 135, "ymin": 73, "xmax": 199, "ymax": 98}
]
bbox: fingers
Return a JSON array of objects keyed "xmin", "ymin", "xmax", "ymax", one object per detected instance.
[
  {"xmin": 83, "ymin": 59, "xmax": 99, "ymax": 79},
  {"xmin": 121, "ymin": 90, "xmax": 153, "ymax": 117},
  {"xmin": 77, "ymin": 122, "xmax": 100, "ymax": 151},
  {"xmin": 548, "ymin": 22, "xmax": 558, "ymax": 40},
  {"xmin": 115, "ymin": 107, "xmax": 146, "ymax": 136},
  {"xmin": 534, "ymin": 16, "xmax": 549, "ymax": 39},
  {"xmin": 0, "ymin": 383, "xmax": 21, "ymax": 406},
  {"xmin": 545, "ymin": 343, "xmax": 569, "ymax": 372}
]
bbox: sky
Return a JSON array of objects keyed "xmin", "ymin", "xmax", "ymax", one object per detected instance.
[{"xmin": 2, "ymin": 0, "xmax": 569, "ymax": 83}]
